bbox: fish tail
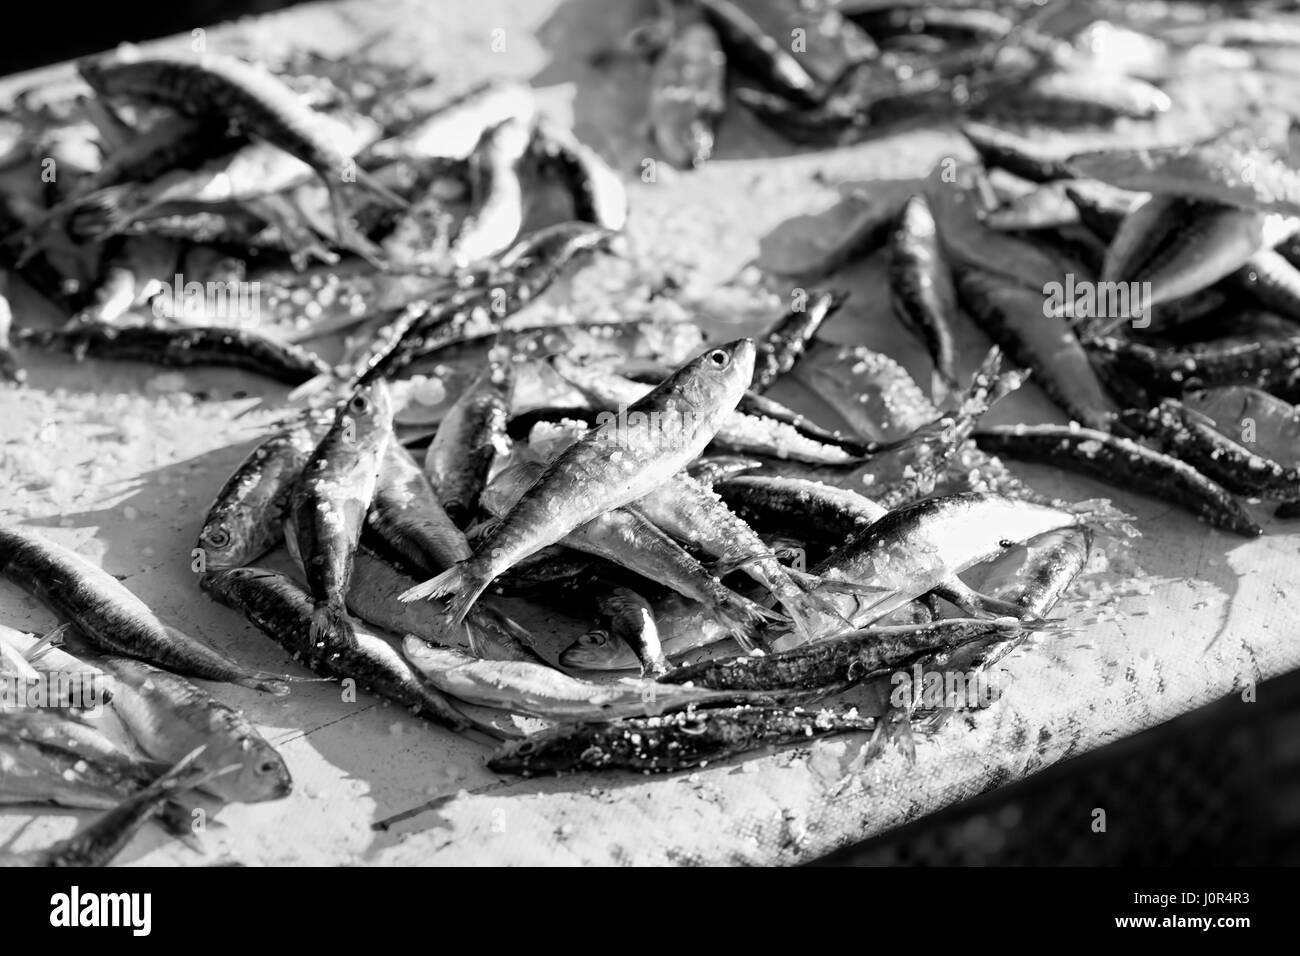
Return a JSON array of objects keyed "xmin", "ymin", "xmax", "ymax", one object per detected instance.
[
  {"xmin": 715, "ymin": 594, "xmax": 783, "ymax": 652},
  {"xmin": 69, "ymin": 184, "xmax": 140, "ymax": 237},
  {"xmin": 399, "ymin": 563, "xmax": 488, "ymax": 627},
  {"xmin": 238, "ymin": 673, "xmax": 292, "ymax": 696},
  {"xmin": 311, "ymin": 601, "xmax": 358, "ymax": 651}
]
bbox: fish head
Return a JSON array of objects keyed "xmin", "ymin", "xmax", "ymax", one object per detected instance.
[
  {"xmin": 342, "ymin": 378, "xmax": 395, "ymax": 431},
  {"xmin": 208, "ymin": 737, "xmax": 292, "ymax": 803},
  {"xmin": 196, "ymin": 512, "xmax": 260, "ymax": 570},
  {"xmin": 558, "ymin": 628, "xmax": 630, "ymax": 670},
  {"xmin": 662, "ymin": 338, "xmax": 755, "ymax": 421}
]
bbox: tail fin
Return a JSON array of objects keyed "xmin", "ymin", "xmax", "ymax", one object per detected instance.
[
  {"xmin": 68, "ymin": 184, "xmax": 141, "ymax": 238},
  {"xmin": 714, "ymin": 594, "xmax": 784, "ymax": 652},
  {"xmin": 398, "ymin": 563, "xmax": 489, "ymax": 628},
  {"xmin": 310, "ymin": 600, "xmax": 358, "ymax": 651}
]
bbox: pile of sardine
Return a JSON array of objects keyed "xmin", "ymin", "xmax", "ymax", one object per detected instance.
[
  {"xmin": 639, "ymin": 0, "xmax": 1195, "ymax": 168},
  {"xmin": 4, "ymin": 1, "xmax": 1299, "ymax": 865}
]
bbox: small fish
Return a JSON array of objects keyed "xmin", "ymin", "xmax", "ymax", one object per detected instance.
[
  {"xmin": 366, "ymin": 440, "xmax": 472, "ymax": 576},
  {"xmin": 955, "ymin": 267, "xmax": 1119, "ymax": 430},
  {"xmin": 890, "ymin": 194, "xmax": 960, "ymax": 404},
  {"xmin": 1124, "ymin": 203, "xmax": 1300, "ymax": 311},
  {"xmin": 400, "ymin": 340, "xmax": 756, "ymax": 623},
  {"xmin": 750, "ymin": 289, "xmax": 845, "ymax": 393},
  {"xmin": 201, "ymin": 567, "xmax": 474, "ymax": 733},
  {"xmin": 983, "ymin": 70, "xmax": 1171, "ymax": 123},
  {"xmin": 771, "ymin": 492, "xmax": 1122, "ymax": 649},
  {"xmin": 1089, "ymin": 326, "xmax": 1300, "ymax": 401},
  {"xmin": 697, "ymin": 0, "xmax": 825, "ymax": 105},
  {"xmin": 285, "ymin": 381, "xmax": 394, "ymax": 651},
  {"xmin": 13, "ymin": 323, "xmax": 331, "ymax": 386},
  {"xmin": 1, "ymin": 747, "xmax": 215, "ymax": 867},
  {"xmin": 78, "ymin": 51, "xmax": 407, "ymax": 226},
  {"xmin": 0, "ymin": 526, "xmax": 288, "ymax": 693},
  {"xmin": 0, "ymin": 733, "xmax": 155, "ymax": 810},
  {"xmin": 402, "ymin": 638, "xmax": 741, "ymax": 721},
  {"xmin": 448, "ymin": 116, "xmax": 532, "ymax": 266},
  {"xmin": 649, "ymin": 11, "xmax": 727, "ymax": 169},
  {"xmin": 367, "ymin": 80, "xmax": 536, "ymax": 163},
  {"xmin": 550, "ymin": 355, "xmax": 868, "ymax": 465},
  {"xmin": 715, "ymin": 474, "xmax": 885, "ymax": 558},
  {"xmin": 660, "ymin": 618, "xmax": 1017, "ymax": 702},
  {"xmin": 757, "ymin": 190, "xmax": 904, "ymax": 280},
  {"xmin": 423, "ymin": 346, "xmax": 513, "ymax": 526},
  {"xmin": 595, "ymin": 586, "xmax": 666, "ymax": 678},
  {"xmin": 960, "ymin": 121, "xmax": 1077, "ymax": 184},
  {"xmin": 197, "ymin": 418, "xmax": 326, "ymax": 570},
  {"xmin": 975, "ymin": 424, "xmax": 1261, "ymax": 537},
  {"xmin": 488, "ymin": 704, "xmax": 876, "ymax": 775},
  {"xmin": 481, "ymin": 459, "xmax": 775, "ymax": 645},
  {"xmin": 95, "ymin": 655, "xmax": 291, "ymax": 804},
  {"xmin": 531, "ymin": 116, "xmax": 629, "ymax": 232},
  {"xmin": 1064, "ymin": 181, "xmax": 1142, "ymax": 242},
  {"xmin": 1180, "ymin": 386, "xmax": 1300, "ymax": 469},
  {"xmin": 1120, "ymin": 399, "xmax": 1300, "ymax": 501},
  {"xmin": 1068, "ymin": 136, "xmax": 1300, "ymax": 217}
]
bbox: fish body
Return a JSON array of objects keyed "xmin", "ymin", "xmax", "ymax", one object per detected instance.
[
  {"xmin": 488, "ymin": 705, "xmax": 875, "ymax": 775},
  {"xmin": 201, "ymin": 567, "xmax": 470, "ymax": 731},
  {"xmin": 661, "ymin": 618, "xmax": 1016, "ymax": 701},
  {"xmin": 367, "ymin": 441, "xmax": 471, "ymax": 575},
  {"xmin": 286, "ymin": 381, "xmax": 394, "ymax": 650},
  {"xmin": 449, "ymin": 116, "xmax": 532, "ymax": 266},
  {"xmin": 95, "ymin": 656, "xmax": 291, "ymax": 804},
  {"xmin": 650, "ymin": 15, "xmax": 727, "ymax": 169},
  {"xmin": 955, "ymin": 267, "xmax": 1119, "ymax": 430},
  {"xmin": 751, "ymin": 290, "xmax": 844, "ymax": 393},
  {"xmin": 401, "ymin": 340, "xmax": 756, "ymax": 624},
  {"xmin": 198, "ymin": 419, "xmax": 325, "ymax": 570},
  {"xmin": 13, "ymin": 323, "xmax": 331, "ymax": 385},
  {"xmin": 0, "ymin": 526, "xmax": 287, "ymax": 692},
  {"xmin": 890, "ymin": 194, "xmax": 960, "ymax": 403},
  {"xmin": 595, "ymin": 586, "xmax": 666, "ymax": 678},
  {"xmin": 402, "ymin": 638, "xmax": 739, "ymax": 720},
  {"xmin": 424, "ymin": 349, "xmax": 513, "ymax": 525},
  {"xmin": 960, "ymin": 122, "xmax": 1076, "ymax": 183},
  {"xmin": 531, "ymin": 116, "xmax": 628, "ymax": 232},
  {"xmin": 368, "ymin": 80, "xmax": 536, "ymax": 163},
  {"xmin": 975, "ymin": 424, "xmax": 1261, "ymax": 536}
]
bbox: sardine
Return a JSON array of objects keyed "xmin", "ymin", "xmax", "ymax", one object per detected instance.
[
  {"xmin": 285, "ymin": 380, "xmax": 394, "ymax": 650},
  {"xmin": 751, "ymin": 290, "xmax": 845, "ymax": 394},
  {"xmin": 13, "ymin": 323, "xmax": 331, "ymax": 385},
  {"xmin": 367, "ymin": 80, "xmax": 536, "ymax": 164},
  {"xmin": 890, "ymin": 194, "xmax": 960, "ymax": 404},
  {"xmin": 649, "ymin": 13, "xmax": 727, "ymax": 169},
  {"xmin": 1120, "ymin": 399, "xmax": 1300, "ymax": 501},
  {"xmin": 198, "ymin": 418, "xmax": 326, "ymax": 570},
  {"xmin": 448, "ymin": 116, "xmax": 532, "ymax": 266},
  {"xmin": 423, "ymin": 347, "xmax": 513, "ymax": 525},
  {"xmin": 960, "ymin": 121, "xmax": 1077, "ymax": 183},
  {"xmin": 0, "ymin": 526, "xmax": 288, "ymax": 693},
  {"xmin": 95, "ymin": 655, "xmax": 291, "ymax": 804},
  {"xmin": 531, "ymin": 116, "xmax": 628, "ymax": 232},
  {"xmin": 402, "ymin": 638, "xmax": 743, "ymax": 721},
  {"xmin": 955, "ymin": 266, "xmax": 1119, "ymax": 430},
  {"xmin": 1233, "ymin": 249, "xmax": 1300, "ymax": 321},
  {"xmin": 595, "ymin": 586, "xmax": 666, "ymax": 678},
  {"xmin": 661, "ymin": 618, "xmax": 1017, "ymax": 702},
  {"xmin": 481, "ymin": 459, "xmax": 775, "ymax": 644},
  {"xmin": 975, "ymin": 423, "xmax": 1261, "ymax": 537},
  {"xmin": 488, "ymin": 704, "xmax": 876, "ymax": 775},
  {"xmin": 201, "ymin": 567, "xmax": 473, "ymax": 733},
  {"xmin": 400, "ymin": 340, "xmax": 756, "ymax": 623}
]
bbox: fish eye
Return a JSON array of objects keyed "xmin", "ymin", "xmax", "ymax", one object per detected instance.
[
  {"xmin": 707, "ymin": 349, "xmax": 730, "ymax": 369},
  {"xmin": 515, "ymin": 740, "xmax": 536, "ymax": 755},
  {"xmin": 580, "ymin": 630, "xmax": 608, "ymax": 647},
  {"xmin": 203, "ymin": 527, "xmax": 231, "ymax": 549},
  {"xmin": 256, "ymin": 759, "xmax": 280, "ymax": 775},
  {"xmin": 349, "ymin": 393, "xmax": 371, "ymax": 414}
]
